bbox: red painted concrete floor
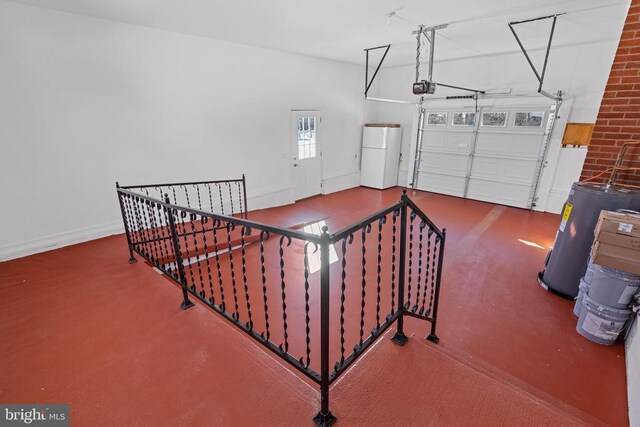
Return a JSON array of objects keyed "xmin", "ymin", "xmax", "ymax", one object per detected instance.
[{"xmin": 0, "ymin": 187, "xmax": 628, "ymax": 426}]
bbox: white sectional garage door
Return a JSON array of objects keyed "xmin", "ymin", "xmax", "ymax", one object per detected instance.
[{"xmin": 414, "ymin": 106, "xmax": 554, "ymax": 209}]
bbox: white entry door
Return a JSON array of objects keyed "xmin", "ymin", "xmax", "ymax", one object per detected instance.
[
  {"xmin": 291, "ymin": 111, "xmax": 322, "ymax": 200},
  {"xmin": 414, "ymin": 105, "xmax": 555, "ymax": 209}
]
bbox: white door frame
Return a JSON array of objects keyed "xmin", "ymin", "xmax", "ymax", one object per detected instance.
[{"xmin": 290, "ymin": 110, "xmax": 323, "ymax": 200}]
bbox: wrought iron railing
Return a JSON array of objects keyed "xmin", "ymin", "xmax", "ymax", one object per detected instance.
[
  {"xmin": 116, "ymin": 179, "xmax": 445, "ymax": 426},
  {"xmin": 120, "ymin": 176, "xmax": 248, "ymax": 217}
]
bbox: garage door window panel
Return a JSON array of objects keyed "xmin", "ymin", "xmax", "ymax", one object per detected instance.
[
  {"xmin": 452, "ymin": 112, "xmax": 477, "ymax": 126},
  {"xmin": 481, "ymin": 112, "xmax": 508, "ymax": 127},
  {"xmin": 427, "ymin": 112, "xmax": 448, "ymax": 126},
  {"xmin": 514, "ymin": 112, "xmax": 545, "ymax": 127}
]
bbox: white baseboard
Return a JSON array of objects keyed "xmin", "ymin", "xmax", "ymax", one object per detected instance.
[
  {"xmin": 0, "ymin": 185, "xmax": 296, "ymax": 262},
  {"xmin": 0, "ymin": 220, "xmax": 124, "ymax": 262},
  {"xmin": 247, "ymin": 184, "xmax": 295, "ymax": 210},
  {"xmin": 627, "ymin": 317, "xmax": 639, "ymax": 427},
  {"xmin": 0, "ymin": 179, "xmax": 360, "ymax": 262},
  {"xmin": 323, "ymin": 171, "xmax": 360, "ymax": 194}
]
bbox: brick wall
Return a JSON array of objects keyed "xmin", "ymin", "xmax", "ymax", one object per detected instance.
[{"xmin": 580, "ymin": 0, "xmax": 640, "ymax": 186}]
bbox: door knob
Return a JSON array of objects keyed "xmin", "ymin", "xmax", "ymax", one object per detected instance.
[{"xmin": 293, "ymin": 163, "xmax": 298, "ymax": 167}]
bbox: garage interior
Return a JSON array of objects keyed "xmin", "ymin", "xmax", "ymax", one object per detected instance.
[{"xmin": 1, "ymin": 0, "xmax": 639, "ymax": 426}]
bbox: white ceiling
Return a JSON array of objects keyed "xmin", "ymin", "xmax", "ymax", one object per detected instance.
[{"xmin": 8, "ymin": 0, "xmax": 631, "ymax": 66}]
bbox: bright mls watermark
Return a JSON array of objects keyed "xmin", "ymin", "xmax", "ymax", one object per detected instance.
[{"xmin": 1, "ymin": 405, "xmax": 68, "ymax": 426}]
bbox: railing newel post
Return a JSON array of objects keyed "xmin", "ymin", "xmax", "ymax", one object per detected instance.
[
  {"xmin": 116, "ymin": 182, "xmax": 138, "ymax": 264},
  {"xmin": 391, "ymin": 189, "xmax": 409, "ymax": 346},
  {"xmin": 164, "ymin": 193, "xmax": 195, "ymax": 310},
  {"xmin": 242, "ymin": 173, "xmax": 248, "ymax": 219},
  {"xmin": 313, "ymin": 226, "xmax": 337, "ymax": 427},
  {"xmin": 427, "ymin": 227, "xmax": 445, "ymax": 344}
]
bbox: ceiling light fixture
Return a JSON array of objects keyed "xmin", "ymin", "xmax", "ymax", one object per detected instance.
[{"xmin": 385, "ymin": 7, "xmax": 404, "ymax": 26}]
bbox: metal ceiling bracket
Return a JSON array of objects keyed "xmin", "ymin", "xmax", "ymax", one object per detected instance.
[
  {"xmin": 364, "ymin": 44, "xmax": 391, "ymax": 96},
  {"xmin": 411, "ymin": 23, "xmax": 449, "ymax": 35},
  {"xmin": 412, "ymin": 24, "xmax": 485, "ymax": 96},
  {"xmin": 508, "ymin": 13, "xmax": 565, "ymax": 102}
]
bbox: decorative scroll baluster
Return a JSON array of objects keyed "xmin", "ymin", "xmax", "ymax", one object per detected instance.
[
  {"xmin": 420, "ymin": 229, "xmax": 433, "ymax": 315},
  {"xmin": 188, "ymin": 213, "xmax": 207, "ymax": 299},
  {"xmin": 237, "ymin": 182, "xmax": 244, "ymax": 216},
  {"xmin": 407, "ymin": 211, "xmax": 417, "ymax": 308},
  {"xmin": 211, "ymin": 220, "xmax": 226, "ymax": 311},
  {"xmin": 390, "ymin": 209, "xmax": 399, "ymax": 317},
  {"xmin": 226, "ymin": 222, "xmax": 240, "ymax": 320},
  {"xmin": 149, "ymin": 201, "xmax": 165, "ymax": 267},
  {"xmin": 302, "ymin": 242, "xmax": 317, "ymax": 368},
  {"xmin": 200, "ymin": 217, "xmax": 216, "ymax": 306},
  {"xmin": 357, "ymin": 224, "xmax": 372, "ymax": 348},
  {"xmin": 228, "ymin": 182, "xmax": 234, "ymax": 215},
  {"xmin": 428, "ymin": 228, "xmax": 446, "ymax": 343},
  {"xmin": 131, "ymin": 196, "xmax": 148, "ymax": 257},
  {"xmin": 169, "ymin": 186, "xmax": 178, "ymax": 205},
  {"xmin": 147, "ymin": 200, "xmax": 163, "ymax": 265},
  {"xmin": 141, "ymin": 200, "xmax": 159, "ymax": 262},
  {"xmin": 179, "ymin": 211, "xmax": 196, "ymax": 292},
  {"xmin": 157, "ymin": 203, "xmax": 176, "ymax": 276},
  {"xmin": 375, "ymin": 217, "xmax": 386, "ymax": 330},
  {"xmin": 259, "ymin": 231, "xmax": 271, "ymax": 341},
  {"xmin": 413, "ymin": 221, "xmax": 426, "ymax": 312},
  {"xmin": 118, "ymin": 192, "xmax": 138, "ymax": 265},
  {"xmin": 163, "ymin": 200, "xmax": 195, "ymax": 310},
  {"xmin": 154, "ymin": 186, "xmax": 163, "ymax": 201},
  {"xmin": 336, "ymin": 234, "xmax": 353, "ymax": 370},
  {"xmin": 152, "ymin": 202, "xmax": 170, "ymax": 270},
  {"xmin": 181, "ymin": 185, "xmax": 191, "ymax": 208},
  {"xmin": 133, "ymin": 196, "xmax": 146, "ymax": 249},
  {"xmin": 206, "ymin": 183, "xmax": 214, "ymax": 214},
  {"xmin": 217, "ymin": 183, "xmax": 225, "ymax": 215},
  {"xmin": 279, "ymin": 236, "xmax": 292, "ymax": 353},
  {"xmin": 241, "ymin": 226, "xmax": 253, "ymax": 330},
  {"xmin": 133, "ymin": 197, "xmax": 146, "ymax": 249},
  {"xmin": 193, "ymin": 184, "xmax": 203, "ymax": 210},
  {"xmin": 162, "ymin": 205, "xmax": 180, "ymax": 280},
  {"xmin": 121, "ymin": 194, "xmax": 138, "ymax": 246},
  {"xmin": 428, "ymin": 235, "xmax": 440, "ymax": 315}
]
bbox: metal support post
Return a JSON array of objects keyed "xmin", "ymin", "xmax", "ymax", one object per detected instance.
[
  {"xmin": 428, "ymin": 28, "xmax": 435, "ymax": 82},
  {"xmin": 164, "ymin": 194, "xmax": 195, "ymax": 310},
  {"xmin": 410, "ymin": 103, "xmax": 426, "ymax": 189},
  {"xmin": 392, "ymin": 191, "xmax": 409, "ymax": 346},
  {"xmin": 427, "ymin": 228, "xmax": 445, "ymax": 343},
  {"xmin": 313, "ymin": 226, "xmax": 337, "ymax": 426},
  {"xmin": 116, "ymin": 182, "xmax": 137, "ymax": 264},
  {"xmin": 242, "ymin": 174, "xmax": 248, "ymax": 218}
]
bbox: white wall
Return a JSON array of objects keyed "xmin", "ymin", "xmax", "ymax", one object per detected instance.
[
  {"xmin": 366, "ymin": 39, "xmax": 621, "ymax": 213},
  {"xmin": 0, "ymin": 1, "xmax": 369, "ymax": 260}
]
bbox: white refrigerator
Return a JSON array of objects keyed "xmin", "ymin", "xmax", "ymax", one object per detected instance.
[{"xmin": 360, "ymin": 124, "xmax": 402, "ymax": 189}]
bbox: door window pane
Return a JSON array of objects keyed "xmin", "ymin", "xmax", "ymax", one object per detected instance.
[
  {"xmin": 298, "ymin": 117, "xmax": 316, "ymax": 160},
  {"xmin": 427, "ymin": 112, "xmax": 447, "ymax": 126},
  {"xmin": 481, "ymin": 112, "xmax": 507, "ymax": 127},
  {"xmin": 515, "ymin": 112, "xmax": 544, "ymax": 127},
  {"xmin": 453, "ymin": 112, "xmax": 476, "ymax": 126}
]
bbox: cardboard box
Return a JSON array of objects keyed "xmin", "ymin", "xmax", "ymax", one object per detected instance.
[
  {"xmin": 591, "ymin": 242, "xmax": 640, "ymax": 275},
  {"xmin": 596, "ymin": 231, "xmax": 640, "ymax": 250},
  {"xmin": 594, "ymin": 211, "xmax": 640, "ymax": 239}
]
